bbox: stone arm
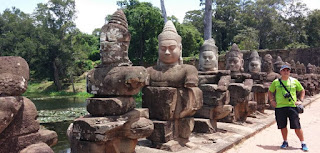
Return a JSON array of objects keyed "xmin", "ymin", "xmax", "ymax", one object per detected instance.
[{"xmin": 184, "ymin": 65, "xmax": 199, "ymax": 87}]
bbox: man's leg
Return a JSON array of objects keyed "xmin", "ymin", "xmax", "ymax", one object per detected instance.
[
  {"xmin": 295, "ymin": 129, "xmax": 304, "ymax": 141},
  {"xmin": 281, "ymin": 128, "xmax": 288, "ymax": 141}
]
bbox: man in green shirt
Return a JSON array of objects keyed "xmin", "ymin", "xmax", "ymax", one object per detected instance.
[{"xmin": 268, "ymin": 65, "xmax": 308, "ymax": 151}]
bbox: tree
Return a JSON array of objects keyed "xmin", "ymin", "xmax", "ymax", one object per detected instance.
[
  {"xmin": 33, "ymin": 0, "xmax": 76, "ymax": 90},
  {"xmin": 160, "ymin": 0, "xmax": 167, "ymax": 23},
  {"xmin": 183, "ymin": 9, "xmax": 204, "ymax": 36},
  {"xmin": 118, "ymin": 0, "xmax": 164, "ymax": 65},
  {"xmin": 203, "ymin": 0, "xmax": 213, "ymax": 40},
  {"xmin": 233, "ymin": 27, "xmax": 259, "ymax": 50},
  {"xmin": 212, "ymin": 0, "xmax": 241, "ymax": 52},
  {"xmin": 171, "ymin": 16, "xmax": 204, "ymax": 57},
  {"xmin": 306, "ymin": 10, "xmax": 320, "ymax": 47},
  {"xmin": 0, "ymin": 8, "xmax": 40, "ymax": 76}
]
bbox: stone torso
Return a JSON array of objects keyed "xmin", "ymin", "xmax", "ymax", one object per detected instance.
[{"xmin": 147, "ymin": 64, "xmax": 198, "ymax": 88}]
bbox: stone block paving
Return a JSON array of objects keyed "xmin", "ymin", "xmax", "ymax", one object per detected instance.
[{"xmin": 136, "ymin": 94, "xmax": 320, "ymax": 153}]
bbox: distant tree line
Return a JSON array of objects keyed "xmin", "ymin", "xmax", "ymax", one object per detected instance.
[{"xmin": 1, "ymin": 0, "xmax": 320, "ymax": 90}]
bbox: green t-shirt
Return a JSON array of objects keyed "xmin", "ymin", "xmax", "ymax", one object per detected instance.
[{"xmin": 269, "ymin": 77, "xmax": 304, "ymax": 108}]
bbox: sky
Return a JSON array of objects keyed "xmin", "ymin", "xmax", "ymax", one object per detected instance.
[{"xmin": 0, "ymin": 0, "xmax": 319, "ymax": 34}]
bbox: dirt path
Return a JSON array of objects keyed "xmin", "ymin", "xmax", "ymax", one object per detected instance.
[{"xmin": 224, "ymin": 99, "xmax": 320, "ymax": 153}]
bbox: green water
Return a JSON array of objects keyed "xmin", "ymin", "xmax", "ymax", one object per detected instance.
[{"xmin": 32, "ymin": 97, "xmax": 87, "ymax": 153}]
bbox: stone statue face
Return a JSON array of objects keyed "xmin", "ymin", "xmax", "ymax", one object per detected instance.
[
  {"xmin": 249, "ymin": 60, "xmax": 261, "ymax": 73},
  {"xmin": 307, "ymin": 64, "xmax": 315, "ymax": 74},
  {"xmin": 158, "ymin": 39, "xmax": 181, "ymax": 65},
  {"xmin": 226, "ymin": 57, "xmax": 243, "ymax": 72},
  {"xmin": 199, "ymin": 51, "xmax": 218, "ymax": 71}
]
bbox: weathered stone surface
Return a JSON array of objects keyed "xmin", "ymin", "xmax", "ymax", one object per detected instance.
[
  {"xmin": 200, "ymin": 84, "xmax": 228, "ymax": 106},
  {"xmin": 147, "ymin": 64, "xmax": 199, "ymax": 88},
  {"xmin": 70, "ymin": 139, "xmax": 107, "ymax": 153},
  {"xmin": 147, "ymin": 120, "xmax": 174, "ymax": 143},
  {"xmin": 0, "ymin": 73, "xmax": 28, "ymax": 96},
  {"xmin": 159, "ymin": 140, "xmax": 182, "ymax": 152},
  {"xmin": 199, "ymin": 39, "xmax": 219, "ymax": 71},
  {"xmin": 0, "ymin": 97, "xmax": 39, "ymax": 140},
  {"xmin": 0, "ymin": 56, "xmax": 29, "ymax": 96},
  {"xmin": 193, "ymin": 118, "xmax": 215, "ymax": 133},
  {"xmin": 86, "ymin": 97, "xmax": 136, "ymax": 116},
  {"xmin": 38, "ymin": 129, "xmax": 58, "ymax": 147},
  {"xmin": 71, "ymin": 110, "xmax": 140, "ymax": 142},
  {"xmin": 0, "ymin": 96, "xmax": 23, "ymax": 133},
  {"xmin": 87, "ymin": 66, "xmax": 148, "ymax": 96},
  {"xmin": 99, "ymin": 9, "xmax": 131, "ymax": 67},
  {"xmin": 195, "ymin": 105, "xmax": 232, "ymax": 120},
  {"xmin": 142, "ymin": 87, "xmax": 177, "ymax": 120},
  {"xmin": 143, "ymin": 87, "xmax": 202, "ymax": 120},
  {"xmin": 228, "ymin": 83, "xmax": 251, "ymax": 105},
  {"xmin": 0, "ymin": 56, "xmax": 29, "ymax": 80},
  {"xmin": 175, "ymin": 87, "xmax": 203, "ymax": 119},
  {"xmin": 254, "ymin": 92, "xmax": 268, "ymax": 113},
  {"xmin": 125, "ymin": 117, "xmax": 154, "ymax": 139},
  {"xmin": 248, "ymin": 101, "xmax": 257, "ymax": 115},
  {"xmin": 136, "ymin": 108, "xmax": 149, "ymax": 118},
  {"xmin": 198, "ymin": 70, "xmax": 231, "ymax": 84},
  {"xmin": 234, "ymin": 101, "xmax": 249, "ymax": 122},
  {"xmin": 178, "ymin": 117, "xmax": 194, "ymax": 139},
  {"xmin": 252, "ymin": 84, "xmax": 269, "ymax": 93},
  {"xmin": 248, "ymin": 50, "xmax": 261, "ymax": 73},
  {"xmin": 0, "ymin": 132, "xmax": 40, "ymax": 153},
  {"xmin": 20, "ymin": 142, "xmax": 54, "ymax": 153}
]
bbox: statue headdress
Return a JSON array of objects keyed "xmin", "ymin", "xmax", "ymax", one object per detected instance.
[
  {"xmin": 249, "ymin": 50, "xmax": 261, "ymax": 63},
  {"xmin": 200, "ymin": 38, "xmax": 218, "ymax": 55},
  {"xmin": 226, "ymin": 43, "xmax": 243, "ymax": 59},
  {"xmin": 158, "ymin": 20, "xmax": 182, "ymax": 43}
]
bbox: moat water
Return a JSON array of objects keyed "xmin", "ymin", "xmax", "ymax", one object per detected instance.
[{"xmin": 32, "ymin": 97, "xmax": 87, "ymax": 153}]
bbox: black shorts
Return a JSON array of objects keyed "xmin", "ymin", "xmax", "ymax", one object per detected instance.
[{"xmin": 275, "ymin": 107, "xmax": 301, "ymax": 129}]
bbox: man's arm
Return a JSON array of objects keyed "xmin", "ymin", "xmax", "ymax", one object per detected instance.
[
  {"xmin": 296, "ymin": 89, "xmax": 305, "ymax": 105},
  {"xmin": 268, "ymin": 90, "xmax": 276, "ymax": 108}
]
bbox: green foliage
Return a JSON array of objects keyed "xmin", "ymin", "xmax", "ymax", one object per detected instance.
[
  {"xmin": 213, "ymin": 0, "xmax": 241, "ymax": 51},
  {"xmin": 171, "ymin": 17, "xmax": 204, "ymax": 57},
  {"xmin": 234, "ymin": 27, "xmax": 259, "ymax": 50},
  {"xmin": 120, "ymin": 0, "xmax": 164, "ymax": 65},
  {"xmin": 306, "ymin": 10, "xmax": 320, "ymax": 47},
  {"xmin": 285, "ymin": 42, "xmax": 309, "ymax": 49},
  {"xmin": 183, "ymin": 10, "xmax": 204, "ymax": 36}
]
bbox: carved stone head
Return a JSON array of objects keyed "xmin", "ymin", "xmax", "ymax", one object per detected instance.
[
  {"xmin": 274, "ymin": 56, "xmax": 284, "ymax": 73},
  {"xmin": 225, "ymin": 43, "xmax": 244, "ymax": 73},
  {"xmin": 262, "ymin": 54, "xmax": 273, "ymax": 73},
  {"xmin": 289, "ymin": 60, "xmax": 296, "ymax": 73},
  {"xmin": 157, "ymin": 20, "xmax": 182, "ymax": 67},
  {"xmin": 100, "ymin": 10, "xmax": 132, "ymax": 67},
  {"xmin": 199, "ymin": 38, "xmax": 218, "ymax": 71},
  {"xmin": 307, "ymin": 63, "xmax": 315, "ymax": 74},
  {"xmin": 248, "ymin": 50, "xmax": 261, "ymax": 73}
]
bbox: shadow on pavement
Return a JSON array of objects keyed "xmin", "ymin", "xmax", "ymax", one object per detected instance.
[{"xmin": 257, "ymin": 144, "xmax": 302, "ymax": 151}]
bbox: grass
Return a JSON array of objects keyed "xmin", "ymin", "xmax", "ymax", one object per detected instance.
[{"xmin": 23, "ymin": 76, "xmax": 93, "ymax": 98}]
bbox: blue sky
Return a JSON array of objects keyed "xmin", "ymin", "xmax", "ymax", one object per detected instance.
[{"xmin": 0, "ymin": 0, "xmax": 319, "ymax": 34}]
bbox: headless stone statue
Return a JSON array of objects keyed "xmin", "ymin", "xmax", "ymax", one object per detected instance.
[
  {"xmin": 142, "ymin": 20, "xmax": 203, "ymax": 151},
  {"xmin": 194, "ymin": 38, "xmax": 232, "ymax": 133},
  {"xmin": 0, "ymin": 56, "xmax": 57, "ymax": 153},
  {"xmin": 68, "ymin": 10, "xmax": 153, "ymax": 153}
]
